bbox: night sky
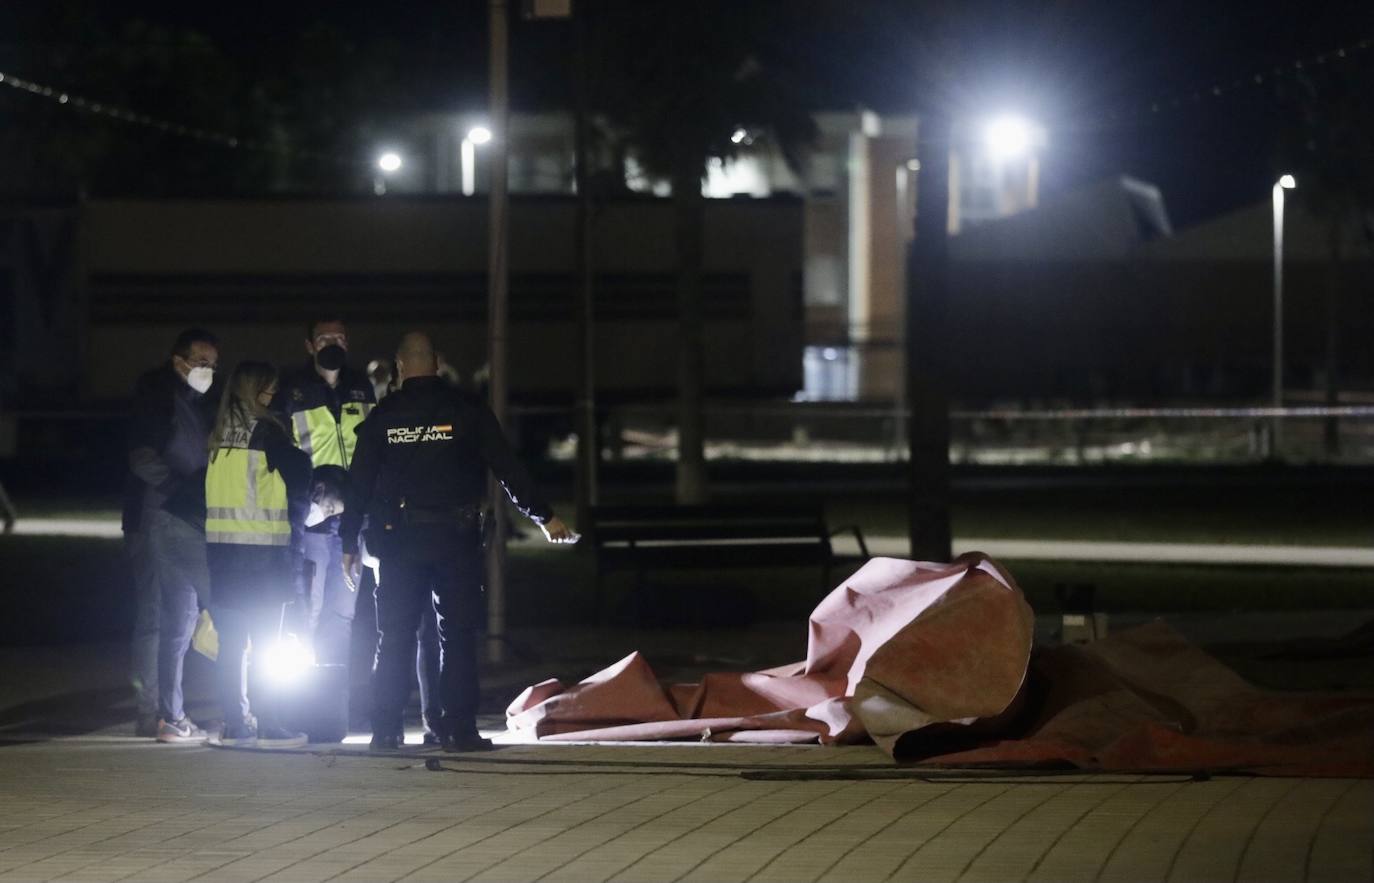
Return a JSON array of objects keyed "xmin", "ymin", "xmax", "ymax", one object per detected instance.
[{"xmin": 2, "ymin": 0, "xmax": 1371, "ymax": 225}]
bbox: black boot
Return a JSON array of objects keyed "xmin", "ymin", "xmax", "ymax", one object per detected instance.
[
  {"xmin": 421, "ymin": 714, "xmax": 442, "ymax": 747},
  {"xmin": 440, "ymin": 729, "xmax": 494, "ymax": 753},
  {"xmin": 369, "ymin": 732, "xmax": 403, "ymax": 752}
]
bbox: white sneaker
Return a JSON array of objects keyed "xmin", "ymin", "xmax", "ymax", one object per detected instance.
[{"xmin": 156, "ymin": 716, "xmax": 209, "ymax": 743}]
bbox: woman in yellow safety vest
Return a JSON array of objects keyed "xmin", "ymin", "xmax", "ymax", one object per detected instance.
[{"xmin": 205, "ymin": 361, "xmax": 314, "ymax": 748}]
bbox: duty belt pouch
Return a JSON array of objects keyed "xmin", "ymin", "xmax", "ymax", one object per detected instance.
[{"xmin": 362, "ymin": 498, "xmax": 405, "ymax": 558}]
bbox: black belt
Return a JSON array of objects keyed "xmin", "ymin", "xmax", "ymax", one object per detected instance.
[{"xmin": 402, "ymin": 503, "xmax": 481, "ymax": 527}]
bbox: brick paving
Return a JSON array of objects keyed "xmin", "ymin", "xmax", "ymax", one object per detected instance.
[{"xmin": 0, "ymin": 737, "xmax": 1371, "ymax": 882}]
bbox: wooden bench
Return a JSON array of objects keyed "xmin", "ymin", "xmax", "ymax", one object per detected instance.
[{"xmin": 587, "ymin": 503, "xmax": 869, "ymax": 616}]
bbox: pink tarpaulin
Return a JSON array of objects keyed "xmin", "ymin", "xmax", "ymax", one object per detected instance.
[{"xmin": 505, "ymin": 555, "xmax": 1374, "ymax": 776}]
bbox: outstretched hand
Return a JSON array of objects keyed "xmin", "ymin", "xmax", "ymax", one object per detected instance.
[{"xmin": 539, "ymin": 516, "xmax": 579, "ymax": 545}]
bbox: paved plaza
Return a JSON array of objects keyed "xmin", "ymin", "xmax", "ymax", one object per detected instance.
[
  {"xmin": 2, "ymin": 735, "xmax": 1373, "ymax": 883},
  {"xmin": 2, "ymin": 632, "xmax": 1373, "ymax": 882}
]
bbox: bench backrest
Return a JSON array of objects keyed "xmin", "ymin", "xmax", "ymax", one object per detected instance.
[{"xmin": 589, "ymin": 503, "xmax": 827, "ymax": 544}]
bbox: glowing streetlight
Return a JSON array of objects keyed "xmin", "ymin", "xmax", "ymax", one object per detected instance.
[
  {"xmin": 1270, "ymin": 173, "xmax": 1297, "ymax": 454},
  {"xmin": 373, "ymin": 150, "xmax": 403, "ymax": 195},
  {"xmin": 983, "ymin": 115, "xmax": 1038, "ymax": 160},
  {"xmin": 461, "ymin": 125, "xmax": 493, "ymax": 195}
]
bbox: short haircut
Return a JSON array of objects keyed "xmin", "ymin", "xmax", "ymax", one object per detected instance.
[
  {"xmin": 311, "ymin": 464, "xmax": 350, "ymax": 502},
  {"xmin": 171, "ymin": 328, "xmax": 218, "ymax": 358},
  {"xmin": 306, "ymin": 317, "xmax": 347, "ymax": 341}
]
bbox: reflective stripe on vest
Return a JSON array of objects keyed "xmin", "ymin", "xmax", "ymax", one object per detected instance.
[
  {"xmin": 291, "ymin": 402, "xmax": 371, "ymax": 469},
  {"xmin": 206, "ymin": 445, "xmax": 291, "ymax": 547}
]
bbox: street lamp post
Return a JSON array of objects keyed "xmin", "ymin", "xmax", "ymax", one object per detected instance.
[
  {"xmin": 461, "ymin": 125, "xmax": 492, "ymax": 196},
  {"xmin": 374, "ymin": 151, "xmax": 402, "ymax": 195},
  {"xmin": 1271, "ymin": 173, "xmax": 1296, "ymax": 455},
  {"xmin": 485, "ymin": 0, "xmax": 511, "ymax": 664}
]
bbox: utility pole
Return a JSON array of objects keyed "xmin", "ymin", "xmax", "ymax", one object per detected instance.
[
  {"xmin": 906, "ymin": 112, "xmax": 952, "ymax": 562},
  {"xmin": 485, "ymin": 0, "xmax": 511, "ymax": 663},
  {"xmin": 572, "ymin": 0, "xmax": 599, "ymax": 532}
]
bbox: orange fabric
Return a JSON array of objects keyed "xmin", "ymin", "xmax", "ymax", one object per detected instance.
[{"xmin": 505, "ymin": 556, "xmax": 1374, "ymax": 777}]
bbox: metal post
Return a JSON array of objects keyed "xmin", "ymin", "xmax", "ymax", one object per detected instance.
[
  {"xmin": 573, "ymin": 0, "xmax": 598, "ymax": 531},
  {"xmin": 1271, "ymin": 182, "xmax": 1284, "ymax": 457},
  {"xmin": 906, "ymin": 112, "xmax": 953, "ymax": 562},
  {"xmin": 485, "ymin": 0, "xmax": 510, "ymax": 664}
]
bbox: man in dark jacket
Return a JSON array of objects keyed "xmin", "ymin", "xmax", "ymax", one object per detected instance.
[
  {"xmin": 125, "ymin": 327, "xmax": 220, "ymax": 742},
  {"xmin": 340, "ymin": 331, "xmax": 576, "ymax": 752}
]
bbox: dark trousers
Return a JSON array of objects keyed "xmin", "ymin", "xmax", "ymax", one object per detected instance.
[
  {"xmin": 213, "ymin": 603, "xmax": 284, "ymax": 730},
  {"xmin": 417, "ymin": 606, "xmax": 441, "ymax": 728},
  {"xmin": 371, "ymin": 524, "xmax": 482, "ymax": 738},
  {"xmin": 208, "ymin": 546, "xmax": 293, "ymax": 730}
]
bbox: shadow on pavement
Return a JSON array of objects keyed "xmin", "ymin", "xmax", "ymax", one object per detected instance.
[{"xmin": 0, "ymin": 685, "xmax": 136, "ymax": 743}]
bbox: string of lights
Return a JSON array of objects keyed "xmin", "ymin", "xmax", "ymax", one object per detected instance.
[
  {"xmin": 1091, "ymin": 36, "xmax": 1373, "ymax": 128},
  {"xmin": 2, "ymin": 33, "xmax": 1370, "ymax": 164},
  {"xmin": 0, "ymin": 68, "xmax": 362, "ymax": 168}
]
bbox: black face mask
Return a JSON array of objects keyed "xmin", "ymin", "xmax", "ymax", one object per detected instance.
[{"xmin": 315, "ymin": 344, "xmax": 347, "ymax": 371}]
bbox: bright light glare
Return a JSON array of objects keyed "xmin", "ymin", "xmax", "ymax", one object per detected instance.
[
  {"xmin": 258, "ymin": 638, "xmax": 315, "ymax": 685},
  {"xmin": 730, "ymin": 127, "xmax": 748, "ymax": 145},
  {"xmin": 1278, "ymin": 174, "xmax": 1296, "ymax": 189},
  {"xmin": 377, "ymin": 151, "xmax": 402, "ymax": 173},
  {"xmin": 984, "ymin": 115, "xmax": 1037, "ymax": 160},
  {"xmin": 467, "ymin": 126, "xmax": 492, "ymax": 145}
]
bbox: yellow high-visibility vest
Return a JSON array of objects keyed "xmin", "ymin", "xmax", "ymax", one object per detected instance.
[
  {"xmin": 206, "ymin": 420, "xmax": 290, "ymax": 546},
  {"xmin": 290, "ymin": 402, "xmax": 370, "ymax": 468}
]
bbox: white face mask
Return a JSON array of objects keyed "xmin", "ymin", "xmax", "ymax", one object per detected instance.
[
  {"xmin": 186, "ymin": 366, "xmax": 214, "ymax": 394},
  {"xmin": 304, "ymin": 502, "xmax": 328, "ymax": 528}
]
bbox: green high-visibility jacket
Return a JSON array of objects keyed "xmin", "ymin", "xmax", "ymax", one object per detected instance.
[
  {"xmin": 275, "ymin": 364, "xmax": 375, "ymax": 469},
  {"xmin": 206, "ymin": 418, "xmax": 291, "ymax": 547}
]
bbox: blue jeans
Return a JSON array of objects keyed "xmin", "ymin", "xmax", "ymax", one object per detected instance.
[
  {"xmin": 146, "ymin": 509, "xmax": 210, "ymax": 722},
  {"xmin": 126, "ymin": 528, "xmax": 159, "ymax": 716},
  {"xmin": 303, "ymin": 532, "xmax": 356, "ymax": 666}
]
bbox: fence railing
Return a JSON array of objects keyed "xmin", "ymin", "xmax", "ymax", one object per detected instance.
[
  {"xmin": 521, "ymin": 403, "xmax": 1374, "ymax": 467},
  {"xmin": 6, "ymin": 403, "xmax": 1373, "ymax": 467}
]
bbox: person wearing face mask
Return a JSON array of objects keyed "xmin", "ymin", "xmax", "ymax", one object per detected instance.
[
  {"xmin": 272, "ymin": 318, "xmax": 375, "ymax": 740},
  {"xmin": 205, "ymin": 362, "xmax": 313, "ymax": 748},
  {"xmin": 125, "ymin": 327, "xmax": 221, "ymax": 742}
]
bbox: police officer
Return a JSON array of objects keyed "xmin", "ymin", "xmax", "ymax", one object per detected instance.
[
  {"xmin": 204, "ymin": 361, "xmax": 312, "ymax": 748},
  {"xmin": 274, "ymin": 317, "xmax": 375, "ymax": 738},
  {"xmin": 340, "ymin": 331, "xmax": 575, "ymax": 752}
]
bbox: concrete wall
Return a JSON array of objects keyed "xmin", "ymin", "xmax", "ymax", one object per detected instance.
[{"xmin": 79, "ymin": 196, "xmax": 803, "ymax": 401}]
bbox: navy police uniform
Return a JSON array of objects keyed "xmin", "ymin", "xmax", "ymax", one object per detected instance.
[{"xmin": 340, "ymin": 376, "xmax": 552, "ymax": 742}]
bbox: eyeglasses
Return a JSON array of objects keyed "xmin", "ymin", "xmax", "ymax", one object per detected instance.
[{"xmin": 180, "ymin": 356, "xmax": 218, "ymax": 370}]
